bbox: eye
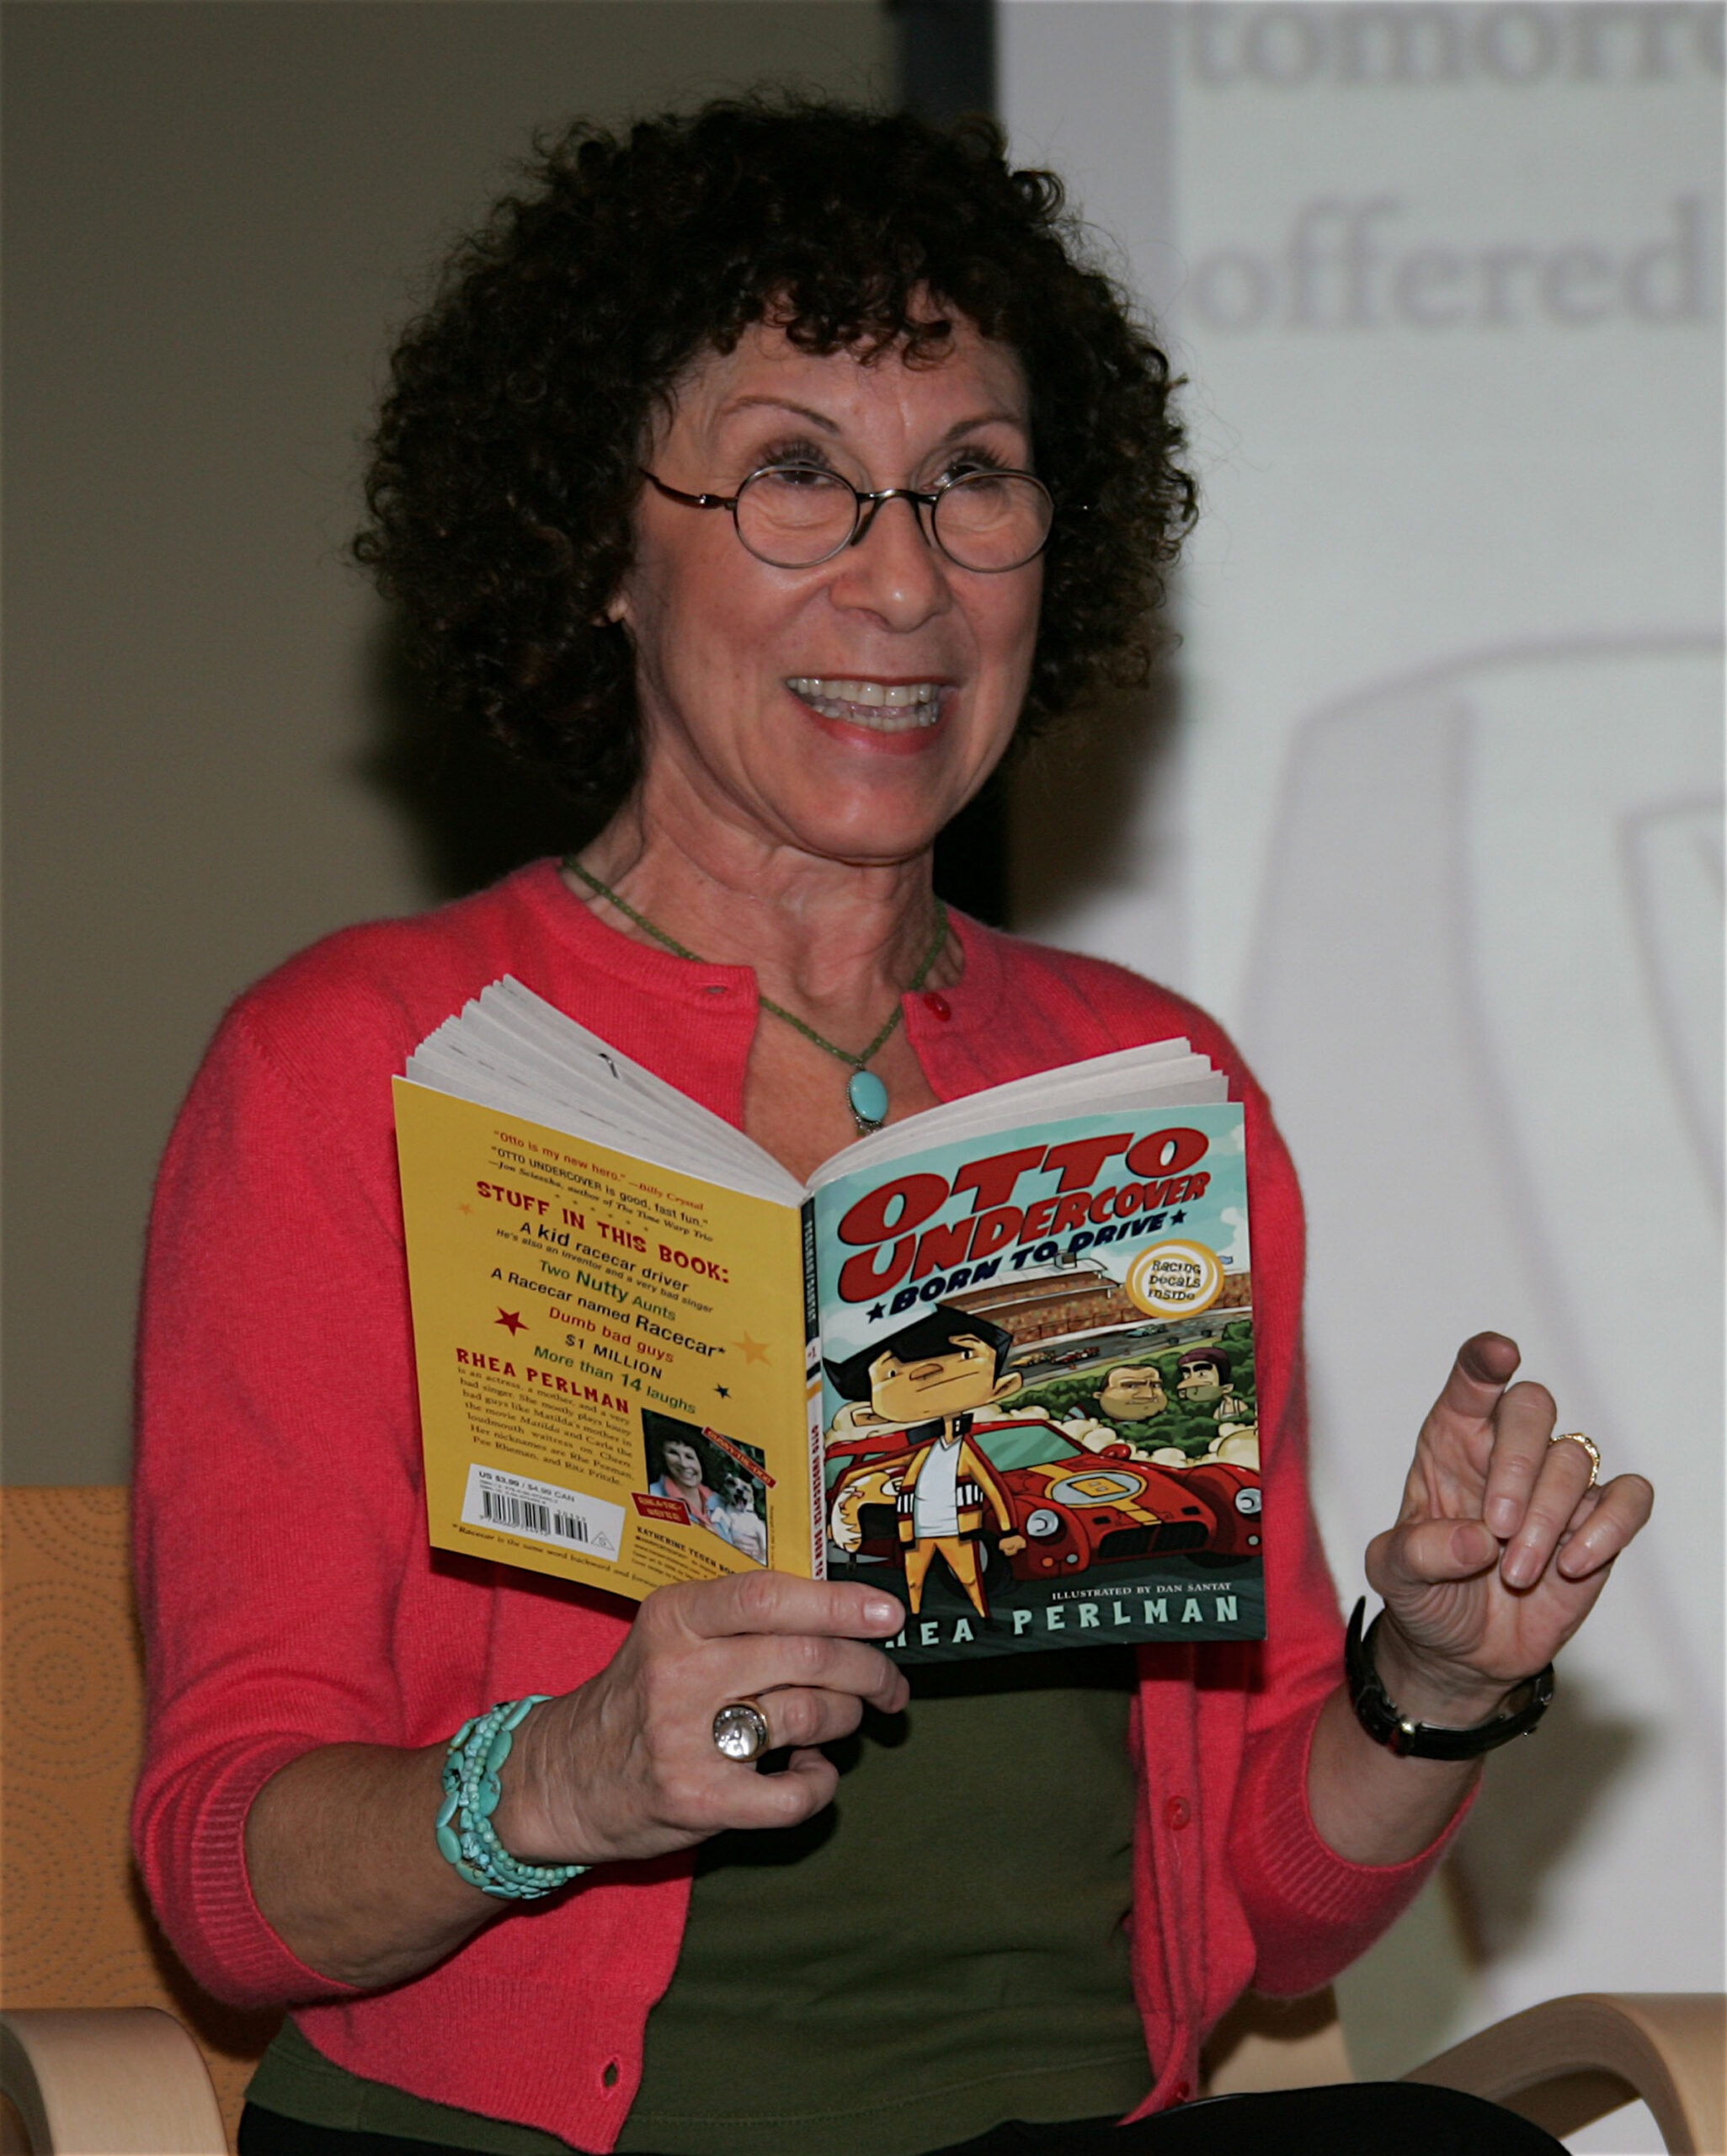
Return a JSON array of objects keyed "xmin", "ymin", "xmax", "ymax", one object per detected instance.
[
  {"xmin": 939, "ymin": 446, "xmax": 1013, "ymax": 484},
  {"xmin": 754, "ymin": 437, "xmax": 840, "ymax": 478}
]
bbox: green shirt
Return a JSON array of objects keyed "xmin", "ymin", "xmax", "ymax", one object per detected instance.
[{"xmin": 248, "ymin": 1652, "xmax": 1149, "ymax": 2155}]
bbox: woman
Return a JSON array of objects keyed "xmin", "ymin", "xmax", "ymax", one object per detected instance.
[
  {"xmin": 648, "ymin": 1437, "xmax": 729, "ymax": 1544},
  {"xmin": 131, "ymin": 101, "xmax": 1653, "ymax": 2156}
]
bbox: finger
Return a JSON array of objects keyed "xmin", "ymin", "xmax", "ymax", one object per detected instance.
[
  {"xmin": 725, "ymin": 1748, "xmax": 841, "ymax": 1829},
  {"xmin": 1427, "ymin": 1331, "xmax": 1522, "ymax": 1430},
  {"xmin": 1369, "ymin": 1515, "xmax": 1500, "ymax": 1596},
  {"xmin": 1500, "ymin": 1421, "xmax": 1597, "ymax": 1587},
  {"xmin": 1479, "ymin": 1380, "xmax": 1559, "ymax": 1538},
  {"xmin": 659, "ymin": 1570, "xmax": 904, "ymax": 1645},
  {"xmin": 711, "ymin": 1630, "xmax": 909, "ymax": 1716},
  {"xmin": 1556, "ymin": 1474, "xmax": 1655, "ymax": 1582},
  {"xmin": 722, "ymin": 1684, "xmax": 868, "ymax": 1756}
]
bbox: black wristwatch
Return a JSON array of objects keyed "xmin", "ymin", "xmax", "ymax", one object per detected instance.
[{"xmin": 1345, "ymin": 1598, "xmax": 1554, "ymax": 1760}]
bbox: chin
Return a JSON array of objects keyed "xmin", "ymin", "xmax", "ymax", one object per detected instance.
[
  {"xmin": 763, "ymin": 749, "xmax": 999, "ymax": 866},
  {"xmin": 780, "ymin": 801, "xmax": 957, "ymax": 869}
]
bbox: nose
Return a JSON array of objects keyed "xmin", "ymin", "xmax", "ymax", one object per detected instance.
[{"xmin": 826, "ymin": 492, "xmax": 952, "ymax": 631}]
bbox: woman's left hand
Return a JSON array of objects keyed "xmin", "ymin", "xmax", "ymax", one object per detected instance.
[{"xmin": 1364, "ymin": 1332, "xmax": 1655, "ymax": 1711}]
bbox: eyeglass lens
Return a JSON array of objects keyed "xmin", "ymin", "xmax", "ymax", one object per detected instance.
[{"xmin": 733, "ymin": 467, "xmax": 1051, "ymax": 572}]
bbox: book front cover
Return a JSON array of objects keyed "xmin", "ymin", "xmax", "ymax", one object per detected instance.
[
  {"xmin": 813, "ymin": 1105, "xmax": 1262, "ymax": 1662},
  {"xmin": 394, "ymin": 1081, "xmax": 814, "ymax": 1598}
]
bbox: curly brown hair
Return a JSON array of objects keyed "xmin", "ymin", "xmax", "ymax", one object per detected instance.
[{"xmin": 357, "ymin": 96, "xmax": 1195, "ymax": 809}]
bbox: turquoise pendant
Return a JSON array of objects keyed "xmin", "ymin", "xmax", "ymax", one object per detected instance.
[{"xmin": 847, "ymin": 1069, "xmax": 889, "ymax": 1134}]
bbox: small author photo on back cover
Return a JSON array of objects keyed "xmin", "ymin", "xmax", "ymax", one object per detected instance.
[{"xmin": 642, "ymin": 1412, "xmax": 770, "ymax": 1566}]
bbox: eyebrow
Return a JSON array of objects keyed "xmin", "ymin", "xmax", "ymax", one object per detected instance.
[{"xmin": 716, "ymin": 396, "xmax": 1029, "ymax": 446}]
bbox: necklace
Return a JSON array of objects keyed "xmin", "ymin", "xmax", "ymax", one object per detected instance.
[{"xmin": 564, "ymin": 859, "xmax": 950, "ymax": 1135}]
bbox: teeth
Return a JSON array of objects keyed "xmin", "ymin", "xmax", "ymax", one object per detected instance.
[{"xmin": 786, "ymin": 678, "xmax": 945, "ymax": 730}]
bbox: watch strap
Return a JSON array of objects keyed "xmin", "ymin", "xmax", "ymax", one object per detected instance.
[{"xmin": 1345, "ymin": 1597, "xmax": 1554, "ymax": 1760}]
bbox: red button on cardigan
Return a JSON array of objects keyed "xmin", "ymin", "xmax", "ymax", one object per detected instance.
[
  {"xmin": 1165, "ymin": 1796, "xmax": 1192, "ymax": 1830},
  {"xmin": 922, "ymin": 990, "xmax": 951, "ymax": 1019}
]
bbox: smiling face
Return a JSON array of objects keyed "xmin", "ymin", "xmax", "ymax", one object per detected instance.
[
  {"xmin": 866, "ymin": 1331, "xmax": 1018, "ymax": 1425},
  {"xmin": 658, "ymin": 1438, "xmax": 703, "ymax": 1491},
  {"xmin": 610, "ymin": 312, "xmax": 1042, "ymax": 867}
]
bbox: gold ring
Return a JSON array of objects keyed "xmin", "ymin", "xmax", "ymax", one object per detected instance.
[{"xmin": 1549, "ymin": 1432, "xmax": 1602, "ymax": 1487}]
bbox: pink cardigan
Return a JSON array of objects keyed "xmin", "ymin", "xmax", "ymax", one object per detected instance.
[{"xmin": 132, "ymin": 861, "xmax": 1461, "ymax": 2150}]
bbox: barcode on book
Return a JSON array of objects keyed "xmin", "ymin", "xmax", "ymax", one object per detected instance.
[
  {"xmin": 461, "ymin": 1465, "xmax": 624, "ymax": 1562},
  {"xmin": 482, "ymin": 1489, "xmax": 588, "ymax": 1540}
]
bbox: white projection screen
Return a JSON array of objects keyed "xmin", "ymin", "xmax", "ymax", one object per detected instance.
[{"xmin": 1001, "ymin": 8, "xmax": 1724, "ymax": 2147}]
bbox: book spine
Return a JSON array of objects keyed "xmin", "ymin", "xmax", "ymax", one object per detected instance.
[{"xmin": 801, "ymin": 1195, "xmax": 826, "ymax": 1581}]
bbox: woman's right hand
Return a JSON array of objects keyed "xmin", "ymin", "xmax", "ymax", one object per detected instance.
[{"xmin": 493, "ymin": 1572, "xmax": 908, "ymax": 1866}]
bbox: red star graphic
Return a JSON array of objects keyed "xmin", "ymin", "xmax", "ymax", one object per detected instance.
[{"xmin": 494, "ymin": 1309, "xmax": 527, "ymax": 1335}]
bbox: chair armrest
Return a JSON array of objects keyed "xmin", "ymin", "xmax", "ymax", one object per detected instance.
[
  {"xmin": 0, "ymin": 2008, "xmax": 227, "ymax": 2154},
  {"xmin": 1403, "ymin": 1991, "xmax": 1725, "ymax": 2154}
]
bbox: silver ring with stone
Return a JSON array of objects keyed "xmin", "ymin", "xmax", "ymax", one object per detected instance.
[
  {"xmin": 712, "ymin": 1699, "xmax": 771, "ymax": 1763},
  {"xmin": 1548, "ymin": 1431, "xmax": 1602, "ymax": 1487}
]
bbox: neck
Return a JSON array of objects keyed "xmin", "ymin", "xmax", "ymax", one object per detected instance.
[{"xmin": 569, "ymin": 784, "xmax": 959, "ymax": 1027}]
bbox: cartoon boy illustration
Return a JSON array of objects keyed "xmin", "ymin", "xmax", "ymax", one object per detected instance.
[
  {"xmin": 1175, "ymin": 1346, "xmax": 1231, "ymax": 1404},
  {"xmin": 824, "ymin": 1306, "xmax": 1026, "ymax": 1619}
]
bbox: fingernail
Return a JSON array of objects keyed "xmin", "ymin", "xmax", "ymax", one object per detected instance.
[
  {"xmin": 1557, "ymin": 1539, "xmax": 1595, "ymax": 1579},
  {"xmin": 1453, "ymin": 1522, "xmax": 1490, "ymax": 1566},
  {"xmin": 863, "ymin": 1597, "xmax": 901, "ymax": 1626},
  {"xmin": 1503, "ymin": 1543, "xmax": 1539, "ymax": 1588},
  {"xmin": 1487, "ymin": 1497, "xmax": 1519, "ymax": 1535}
]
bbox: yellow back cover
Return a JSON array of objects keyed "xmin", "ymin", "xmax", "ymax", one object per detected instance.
[{"xmin": 394, "ymin": 1081, "xmax": 816, "ymax": 1597}]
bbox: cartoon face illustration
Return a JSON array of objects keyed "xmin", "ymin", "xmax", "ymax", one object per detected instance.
[
  {"xmin": 1098, "ymin": 1362, "xmax": 1168, "ymax": 1422},
  {"xmin": 825, "ymin": 1305, "xmax": 1020, "ymax": 1428},
  {"xmin": 866, "ymin": 1332, "xmax": 1011, "ymax": 1422},
  {"xmin": 1176, "ymin": 1348, "xmax": 1230, "ymax": 1403}
]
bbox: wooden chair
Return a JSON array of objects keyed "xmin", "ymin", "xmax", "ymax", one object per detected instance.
[
  {"xmin": 1, "ymin": 1488, "xmax": 277, "ymax": 2152},
  {"xmin": 1202, "ymin": 1986, "xmax": 1724, "ymax": 2152},
  {"xmin": 3, "ymin": 1487, "xmax": 1721, "ymax": 2153}
]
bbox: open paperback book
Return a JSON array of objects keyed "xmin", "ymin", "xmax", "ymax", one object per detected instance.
[{"xmin": 395, "ymin": 979, "xmax": 1263, "ymax": 1663}]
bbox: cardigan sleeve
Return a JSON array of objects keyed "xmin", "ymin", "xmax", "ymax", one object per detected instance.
[{"xmin": 131, "ymin": 997, "xmax": 424, "ymax": 2008}]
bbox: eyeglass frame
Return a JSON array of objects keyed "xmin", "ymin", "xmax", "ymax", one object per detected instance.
[{"xmin": 637, "ymin": 463, "xmax": 1057, "ymax": 573}]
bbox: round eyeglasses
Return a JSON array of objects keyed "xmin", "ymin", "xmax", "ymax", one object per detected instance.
[{"xmin": 640, "ymin": 463, "xmax": 1055, "ymax": 574}]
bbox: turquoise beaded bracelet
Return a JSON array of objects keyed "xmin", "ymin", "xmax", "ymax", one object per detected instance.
[{"xmin": 435, "ymin": 1695, "xmax": 588, "ymax": 1899}]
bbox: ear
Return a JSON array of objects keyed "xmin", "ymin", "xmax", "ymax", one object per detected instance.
[
  {"xmin": 990, "ymin": 1373, "xmax": 1022, "ymax": 1402},
  {"xmin": 595, "ymin": 558, "xmax": 637, "ymax": 632}
]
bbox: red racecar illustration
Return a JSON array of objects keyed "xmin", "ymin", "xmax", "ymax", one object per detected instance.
[{"xmin": 827, "ymin": 1417, "xmax": 1261, "ymax": 1582}]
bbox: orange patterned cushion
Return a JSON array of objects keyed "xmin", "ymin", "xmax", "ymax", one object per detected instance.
[{"xmin": 1, "ymin": 1487, "xmax": 280, "ymax": 2149}]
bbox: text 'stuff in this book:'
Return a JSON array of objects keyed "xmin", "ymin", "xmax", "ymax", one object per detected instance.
[{"xmin": 394, "ymin": 979, "xmax": 1262, "ymax": 1663}]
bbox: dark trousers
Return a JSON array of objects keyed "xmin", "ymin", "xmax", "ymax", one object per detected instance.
[{"xmin": 241, "ymin": 2086, "xmax": 1567, "ymax": 2155}]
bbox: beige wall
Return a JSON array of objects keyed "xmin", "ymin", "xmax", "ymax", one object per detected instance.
[{"xmin": 4, "ymin": 2, "xmax": 892, "ymax": 1485}]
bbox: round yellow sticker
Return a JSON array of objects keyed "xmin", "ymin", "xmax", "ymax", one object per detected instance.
[{"xmin": 1125, "ymin": 1240, "xmax": 1225, "ymax": 1318}]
